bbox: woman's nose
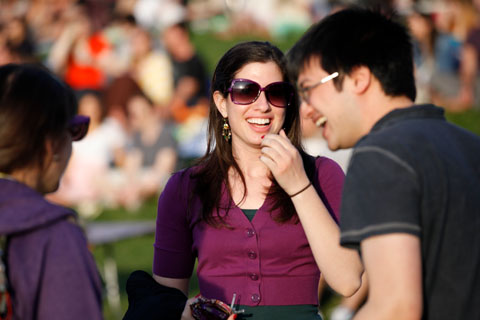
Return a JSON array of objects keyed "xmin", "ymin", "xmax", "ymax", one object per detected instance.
[{"xmin": 253, "ymin": 91, "xmax": 272, "ymax": 112}]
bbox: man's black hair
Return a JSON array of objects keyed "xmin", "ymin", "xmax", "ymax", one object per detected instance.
[{"xmin": 288, "ymin": 6, "xmax": 416, "ymax": 101}]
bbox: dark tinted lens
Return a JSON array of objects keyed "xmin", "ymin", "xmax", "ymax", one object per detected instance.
[
  {"xmin": 265, "ymin": 82, "xmax": 293, "ymax": 107},
  {"xmin": 69, "ymin": 122, "xmax": 88, "ymax": 141},
  {"xmin": 68, "ymin": 115, "xmax": 90, "ymax": 141},
  {"xmin": 231, "ymin": 80, "xmax": 260, "ymax": 104}
]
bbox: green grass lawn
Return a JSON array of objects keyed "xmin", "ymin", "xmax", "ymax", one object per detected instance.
[
  {"xmin": 91, "ymin": 30, "xmax": 480, "ymax": 320},
  {"xmin": 91, "ymin": 199, "xmax": 157, "ymax": 319}
]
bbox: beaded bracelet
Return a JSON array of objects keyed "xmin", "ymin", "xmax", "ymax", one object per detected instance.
[{"xmin": 289, "ymin": 181, "xmax": 312, "ymax": 198}]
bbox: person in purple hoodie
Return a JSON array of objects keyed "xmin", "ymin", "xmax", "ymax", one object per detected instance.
[{"xmin": 0, "ymin": 64, "xmax": 103, "ymax": 320}]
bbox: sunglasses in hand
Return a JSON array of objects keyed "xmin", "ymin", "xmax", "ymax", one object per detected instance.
[
  {"xmin": 228, "ymin": 79, "xmax": 294, "ymax": 108},
  {"xmin": 190, "ymin": 294, "xmax": 244, "ymax": 320}
]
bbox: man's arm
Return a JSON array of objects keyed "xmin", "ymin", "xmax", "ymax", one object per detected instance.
[{"xmin": 354, "ymin": 233, "xmax": 423, "ymax": 320}]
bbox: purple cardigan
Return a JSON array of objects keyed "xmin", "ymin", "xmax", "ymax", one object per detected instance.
[{"xmin": 153, "ymin": 156, "xmax": 344, "ymax": 306}]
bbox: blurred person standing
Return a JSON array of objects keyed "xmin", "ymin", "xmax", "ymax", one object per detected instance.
[
  {"xmin": 47, "ymin": 2, "xmax": 125, "ymax": 92},
  {"xmin": 288, "ymin": 7, "xmax": 480, "ymax": 319},
  {"xmin": 407, "ymin": 7, "xmax": 437, "ymax": 103},
  {"xmin": 49, "ymin": 91, "xmax": 128, "ymax": 218},
  {"xmin": 0, "ymin": 14, "xmax": 37, "ymax": 66},
  {"xmin": 130, "ymin": 26, "xmax": 174, "ymax": 109},
  {"xmin": 428, "ymin": 0, "xmax": 479, "ymax": 111},
  {"xmin": 162, "ymin": 21, "xmax": 209, "ymax": 123},
  {"xmin": 453, "ymin": 0, "xmax": 480, "ymax": 110},
  {"xmin": 24, "ymin": 0, "xmax": 73, "ymax": 62},
  {"xmin": 1, "ymin": 16, "xmax": 37, "ymax": 63},
  {"xmin": 103, "ymin": 73, "xmax": 144, "ymax": 132},
  {"xmin": 120, "ymin": 94, "xmax": 178, "ymax": 211},
  {"xmin": 162, "ymin": 21, "xmax": 210, "ymax": 167},
  {"xmin": 0, "ymin": 64, "xmax": 103, "ymax": 319}
]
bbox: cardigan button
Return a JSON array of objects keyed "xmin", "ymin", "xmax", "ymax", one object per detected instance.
[
  {"xmin": 249, "ymin": 273, "xmax": 259, "ymax": 281},
  {"xmin": 251, "ymin": 293, "xmax": 261, "ymax": 302},
  {"xmin": 248, "ymin": 250, "xmax": 257, "ymax": 259},
  {"xmin": 246, "ymin": 228, "xmax": 255, "ymax": 238}
]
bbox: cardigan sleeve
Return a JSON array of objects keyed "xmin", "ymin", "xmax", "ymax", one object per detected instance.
[
  {"xmin": 153, "ymin": 170, "xmax": 196, "ymax": 278},
  {"xmin": 314, "ymin": 156, "xmax": 345, "ymax": 224}
]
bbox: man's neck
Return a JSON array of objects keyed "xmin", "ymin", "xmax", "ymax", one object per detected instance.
[{"xmin": 362, "ymin": 94, "xmax": 414, "ymax": 135}]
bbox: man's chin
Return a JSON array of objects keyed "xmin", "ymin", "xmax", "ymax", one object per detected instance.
[{"xmin": 326, "ymin": 140, "xmax": 339, "ymax": 151}]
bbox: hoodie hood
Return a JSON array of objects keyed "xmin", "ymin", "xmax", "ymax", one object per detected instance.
[{"xmin": 0, "ymin": 178, "xmax": 74, "ymax": 235}]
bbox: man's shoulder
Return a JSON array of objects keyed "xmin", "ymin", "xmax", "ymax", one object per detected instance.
[
  {"xmin": 353, "ymin": 131, "xmax": 413, "ymax": 165},
  {"xmin": 356, "ymin": 106, "xmax": 480, "ymax": 163}
]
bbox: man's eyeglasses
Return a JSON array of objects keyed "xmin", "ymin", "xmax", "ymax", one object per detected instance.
[
  {"xmin": 298, "ymin": 72, "xmax": 339, "ymax": 104},
  {"xmin": 68, "ymin": 115, "xmax": 90, "ymax": 141},
  {"xmin": 228, "ymin": 79, "xmax": 294, "ymax": 108}
]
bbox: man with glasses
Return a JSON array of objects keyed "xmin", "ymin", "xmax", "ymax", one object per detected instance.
[{"xmin": 288, "ymin": 7, "xmax": 480, "ymax": 320}]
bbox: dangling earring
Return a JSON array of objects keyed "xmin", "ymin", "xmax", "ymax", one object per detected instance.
[{"xmin": 222, "ymin": 118, "xmax": 231, "ymax": 141}]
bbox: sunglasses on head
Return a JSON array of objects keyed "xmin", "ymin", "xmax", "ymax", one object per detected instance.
[
  {"xmin": 68, "ymin": 115, "xmax": 90, "ymax": 141},
  {"xmin": 228, "ymin": 79, "xmax": 294, "ymax": 108}
]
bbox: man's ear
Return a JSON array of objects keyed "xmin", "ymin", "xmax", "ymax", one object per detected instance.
[
  {"xmin": 349, "ymin": 66, "xmax": 371, "ymax": 94},
  {"xmin": 213, "ymin": 91, "xmax": 228, "ymax": 118}
]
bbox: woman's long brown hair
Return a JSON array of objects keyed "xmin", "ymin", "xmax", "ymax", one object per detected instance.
[{"xmin": 188, "ymin": 41, "xmax": 315, "ymax": 227}]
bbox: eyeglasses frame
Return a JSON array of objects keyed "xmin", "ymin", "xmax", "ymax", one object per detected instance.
[
  {"xmin": 227, "ymin": 78, "xmax": 294, "ymax": 108},
  {"xmin": 297, "ymin": 72, "xmax": 339, "ymax": 104}
]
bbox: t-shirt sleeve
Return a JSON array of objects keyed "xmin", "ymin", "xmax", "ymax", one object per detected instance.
[
  {"xmin": 153, "ymin": 170, "xmax": 196, "ymax": 278},
  {"xmin": 340, "ymin": 146, "xmax": 421, "ymax": 250},
  {"xmin": 315, "ymin": 157, "xmax": 345, "ymax": 224}
]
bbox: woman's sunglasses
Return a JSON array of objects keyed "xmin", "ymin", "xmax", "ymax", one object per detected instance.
[
  {"xmin": 190, "ymin": 296, "xmax": 232, "ymax": 320},
  {"xmin": 228, "ymin": 79, "xmax": 294, "ymax": 108},
  {"xmin": 68, "ymin": 115, "xmax": 90, "ymax": 141},
  {"xmin": 190, "ymin": 294, "xmax": 245, "ymax": 320}
]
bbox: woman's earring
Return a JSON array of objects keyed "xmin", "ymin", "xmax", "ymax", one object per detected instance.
[
  {"xmin": 222, "ymin": 118, "xmax": 231, "ymax": 141},
  {"xmin": 52, "ymin": 154, "xmax": 60, "ymax": 162}
]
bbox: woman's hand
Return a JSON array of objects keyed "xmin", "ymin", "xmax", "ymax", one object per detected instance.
[
  {"xmin": 260, "ymin": 129, "xmax": 310, "ymax": 195},
  {"xmin": 180, "ymin": 296, "xmax": 199, "ymax": 320}
]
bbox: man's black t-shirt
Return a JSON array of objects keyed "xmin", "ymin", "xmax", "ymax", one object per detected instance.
[{"xmin": 340, "ymin": 105, "xmax": 480, "ymax": 319}]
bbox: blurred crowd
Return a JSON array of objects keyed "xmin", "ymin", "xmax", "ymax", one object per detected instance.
[{"xmin": 0, "ymin": 0, "xmax": 479, "ymax": 219}]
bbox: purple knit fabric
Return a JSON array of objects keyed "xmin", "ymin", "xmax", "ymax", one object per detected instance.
[
  {"xmin": 0, "ymin": 178, "xmax": 103, "ymax": 320},
  {"xmin": 154, "ymin": 156, "xmax": 344, "ymax": 306}
]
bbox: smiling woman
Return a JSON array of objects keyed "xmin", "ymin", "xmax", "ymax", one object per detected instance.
[
  {"xmin": 214, "ymin": 61, "xmax": 288, "ymax": 148},
  {"xmin": 145, "ymin": 41, "xmax": 363, "ymax": 320}
]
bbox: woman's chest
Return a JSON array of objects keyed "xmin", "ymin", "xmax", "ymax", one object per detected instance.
[{"xmin": 191, "ymin": 208, "xmax": 315, "ymax": 275}]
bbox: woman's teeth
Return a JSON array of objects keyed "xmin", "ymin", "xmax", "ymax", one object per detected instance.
[
  {"xmin": 247, "ymin": 118, "xmax": 270, "ymax": 125},
  {"xmin": 315, "ymin": 116, "xmax": 327, "ymax": 127}
]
